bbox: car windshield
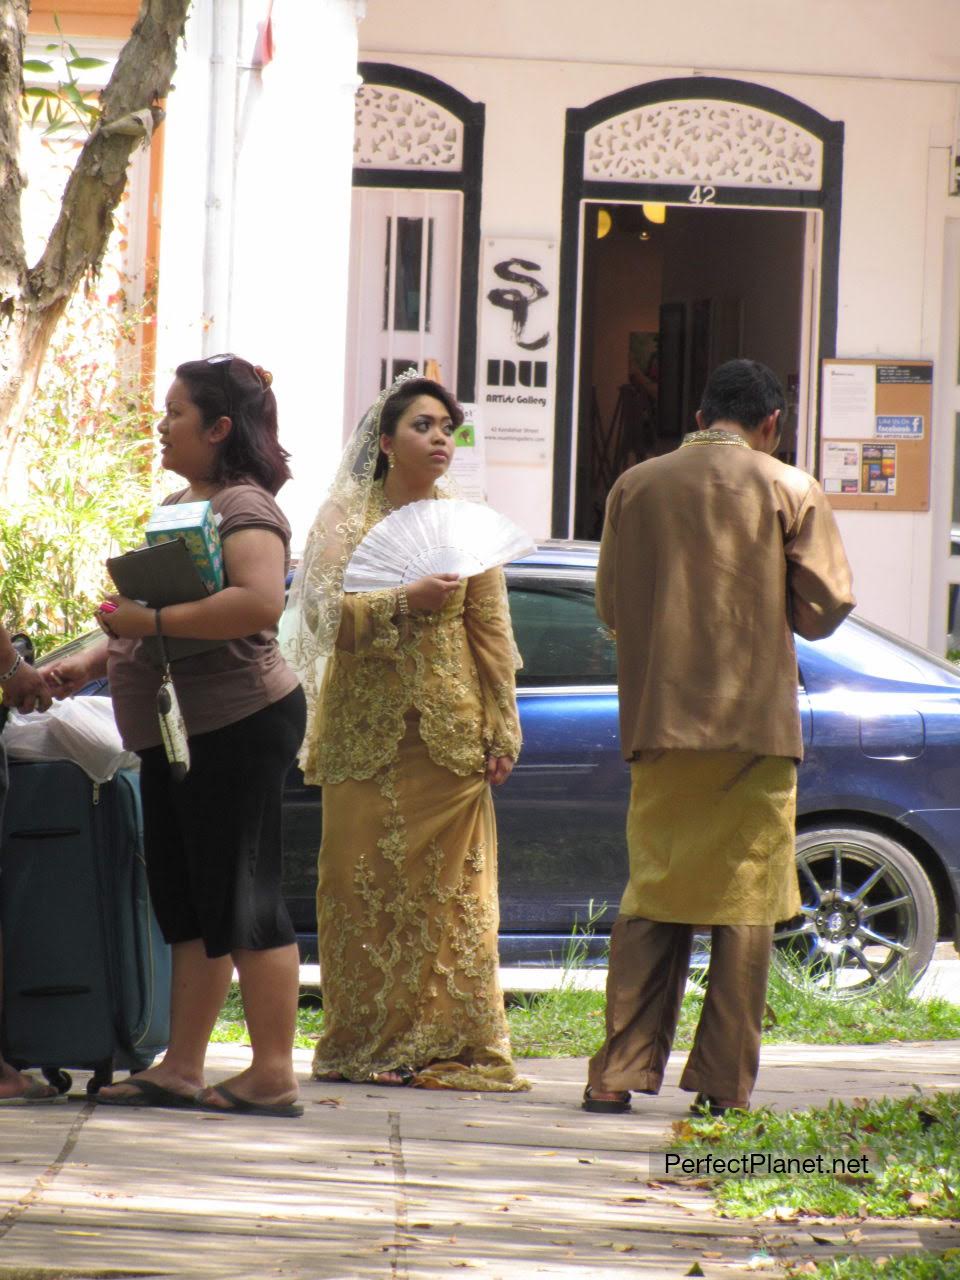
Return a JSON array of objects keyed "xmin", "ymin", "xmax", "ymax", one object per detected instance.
[{"xmin": 815, "ymin": 615, "xmax": 960, "ymax": 687}]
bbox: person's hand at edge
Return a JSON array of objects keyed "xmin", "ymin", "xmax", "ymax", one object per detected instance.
[{"xmin": 485, "ymin": 754, "xmax": 514, "ymax": 786}]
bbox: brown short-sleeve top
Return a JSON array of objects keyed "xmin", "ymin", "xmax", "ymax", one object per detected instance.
[{"xmin": 108, "ymin": 483, "xmax": 300, "ymax": 752}]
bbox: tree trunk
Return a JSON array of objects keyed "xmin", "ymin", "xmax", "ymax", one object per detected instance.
[{"xmin": 0, "ymin": 0, "xmax": 192, "ymax": 470}]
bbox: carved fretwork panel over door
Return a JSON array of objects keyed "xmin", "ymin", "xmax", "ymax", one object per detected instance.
[
  {"xmin": 583, "ymin": 99, "xmax": 824, "ymax": 190},
  {"xmin": 344, "ymin": 188, "xmax": 462, "ymax": 439}
]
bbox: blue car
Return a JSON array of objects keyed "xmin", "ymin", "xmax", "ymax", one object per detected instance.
[{"xmin": 36, "ymin": 541, "xmax": 960, "ymax": 996}]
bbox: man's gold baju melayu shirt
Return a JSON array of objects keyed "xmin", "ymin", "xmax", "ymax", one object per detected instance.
[{"xmin": 598, "ymin": 432, "xmax": 855, "ymax": 925}]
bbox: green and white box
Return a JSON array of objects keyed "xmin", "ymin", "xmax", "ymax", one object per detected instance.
[{"xmin": 146, "ymin": 501, "xmax": 224, "ymax": 593}]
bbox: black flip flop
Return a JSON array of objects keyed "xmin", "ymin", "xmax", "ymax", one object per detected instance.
[
  {"xmin": 582, "ymin": 1086, "xmax": 631, "ymax": 1114},
  {"xmin": 95, "ymin": 1078, "xmax": 200, "ymax": 1109},
  {"xmin": 198, "ymin": 1083, "xmax": 304, "ymax": 1118}
]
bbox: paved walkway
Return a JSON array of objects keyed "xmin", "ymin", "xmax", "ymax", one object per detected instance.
[{"xmin": 3, "ymin": 1041, "xmax": 959, "ymax": 1279}]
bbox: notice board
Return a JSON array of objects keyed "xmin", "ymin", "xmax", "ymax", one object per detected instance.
[{"xmin": 819, "ymin": 358, "xmax": 932, "ymax": 511}]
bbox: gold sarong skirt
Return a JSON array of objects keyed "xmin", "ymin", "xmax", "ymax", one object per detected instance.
[
  {"xmin": 620, "ymin": 750, "xmax": 801, "ymax": 926},
  {"xmin": 313, "ymin": 716, "xmax": 527, "ymax": 1091}
]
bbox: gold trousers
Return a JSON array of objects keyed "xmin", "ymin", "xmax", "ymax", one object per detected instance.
[{"xmin": 587, "ymin": 916, "xmax": 773, "ymax": 1108}]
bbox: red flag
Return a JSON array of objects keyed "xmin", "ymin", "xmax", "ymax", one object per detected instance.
[{"xmin": 252, "ymin": 0, "xmax": 274, "ymax": 69}]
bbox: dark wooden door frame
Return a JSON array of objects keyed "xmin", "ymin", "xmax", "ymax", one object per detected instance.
[{"xmin": 552, "ymin": 75, "xmax": 844, "ymax": 537}]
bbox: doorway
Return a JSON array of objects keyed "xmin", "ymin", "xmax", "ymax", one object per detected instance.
[{"xmin": 574, "ymin": 201, "xmax": 809, "ymax": 539}]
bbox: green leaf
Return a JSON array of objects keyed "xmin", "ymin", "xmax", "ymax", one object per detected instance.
[
  {"xmin": 66, "ymin": 57, "xmax": 108, "ymax": 70},
  {"xmin": 63, "ymin": 83, "xmax": 85, "ymax": 108},
  {"xmin": 22, "ymin": 86, "xmax": 58, "ymax": 99},
  {"xmin": 22, "ymin": 59, "xmax": 55, "ymax": 73}
]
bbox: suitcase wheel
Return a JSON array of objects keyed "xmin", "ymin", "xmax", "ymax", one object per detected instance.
[
  {"xmin": 86, "ymin": 1062, "xmax": 114, "ymax": 1095},
  {"xmin": 42, "ymin": 1069, "xmax": 72, "ymax": 1095}
]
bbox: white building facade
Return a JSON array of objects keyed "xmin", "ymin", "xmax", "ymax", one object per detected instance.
[{"xmin": 152, "ymin": 0, "xmax": 960, "ymax": 652}]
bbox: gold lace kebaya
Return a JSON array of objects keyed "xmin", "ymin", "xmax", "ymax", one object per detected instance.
[
  {"xmin": 304, "ymin": 481, "xmax": 528, "ymax": 1092},
  {"xmin": 300, "ymin": 484, "xmax": 521, "ymax": 784}
]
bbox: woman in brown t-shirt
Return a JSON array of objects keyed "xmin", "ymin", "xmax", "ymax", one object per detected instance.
[{"xmin": 46, "ymin": 355, "xmax": 306, "ymax": 1118}]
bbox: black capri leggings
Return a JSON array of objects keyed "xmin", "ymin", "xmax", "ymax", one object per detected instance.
[{"xmin": 138, "ymin": 686, "xmax": 307, "ymax": 958}]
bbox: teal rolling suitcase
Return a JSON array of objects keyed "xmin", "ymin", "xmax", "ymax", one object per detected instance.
[{"xmin": 0, "ymin": 760, "xmax": 171, "ymax": 1094}]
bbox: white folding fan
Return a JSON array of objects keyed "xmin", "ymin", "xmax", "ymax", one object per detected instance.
[{"xmin": 343, "ymin": 499, "xmax": 536, "ymax": 591}]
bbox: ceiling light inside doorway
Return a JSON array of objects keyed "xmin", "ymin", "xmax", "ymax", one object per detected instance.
[
  {"xmin": 596, "ymin": 209, "xmax": 612, "ymax": 239},
  {"xmin": 642, "ymin": 202, "xmax": 667, "ymax": 224}
]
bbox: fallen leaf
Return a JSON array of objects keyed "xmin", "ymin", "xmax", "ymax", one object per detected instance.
[
  {"xmin": 845, "ymin": 1227, "xmax": 865, "ymax": 1243},
  {"xmin": 684, "ymin": 1265, "xmax": 705, "ymax": 1278},
  {"xmin": 312, "ymin": 1096, "xmax": 342, "ymax": 1108},
  {"xmin": 809, "ymin": 1234, "xmax": 834, "ymax": 1245},
  {"xmin": 702, "ymin": 1251, "xmax": 723, "ymax": 1259},
  {"xmin": 612, "ymin": 1243, "xmax": 634, "ymax": 1253},
  {"xmin": 907, "ymin": 1192, "xmax": 931, "ymax": 1210},
  {"xmin": 578, "ymin": 1157, "xmax": 596, "ymax": 1165},
  {"xmin": 792, "ymin": 1264, "xmax": 818, "ymax": 1275},
  {"xmin": 550, "ymin": 1239, "xmax": 575, "ymax": 1246}
]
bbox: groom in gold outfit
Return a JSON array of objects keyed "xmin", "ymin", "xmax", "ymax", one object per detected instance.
[{"xmin": 584, "ymin": 359, "xmax": 855, "ymax": 1117}]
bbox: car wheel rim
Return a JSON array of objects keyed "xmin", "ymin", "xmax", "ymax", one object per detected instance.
[{"xmin": 773, "ymin": 837, "xmax": 918, "ymax": 1000}]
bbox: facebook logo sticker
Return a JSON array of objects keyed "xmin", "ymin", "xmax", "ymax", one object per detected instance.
[{"xmin": 875, "ymin": 416, "xmax": 923, "ymax": 438}]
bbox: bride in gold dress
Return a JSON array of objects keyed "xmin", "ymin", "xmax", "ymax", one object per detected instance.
[{"xmin": 282, "ymin": 373, "xmax": 528, "ymax": 1091}]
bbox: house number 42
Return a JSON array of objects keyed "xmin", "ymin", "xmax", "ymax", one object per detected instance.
[{"xmin": 688, "ymin": 185, "xmax": 717, "ymax": 204}]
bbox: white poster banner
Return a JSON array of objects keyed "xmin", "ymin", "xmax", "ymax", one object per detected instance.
[
  {"xmin": 477, "ymin": 238, "xmax": 559, "ymax": 464},
  {"xmin": 448, "ymin": 402, "xmax": 487, "ymax": 502}
]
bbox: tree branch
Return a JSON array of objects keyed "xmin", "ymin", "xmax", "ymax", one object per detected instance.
[
  {"xmin": 0, "ymin": 0, "xmax": 29, "ymax": 312},
  {"xmin": 30, "ymin": 0, "xmax": 192, "ymax": 307}
]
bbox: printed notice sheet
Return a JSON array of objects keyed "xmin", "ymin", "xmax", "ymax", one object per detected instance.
[
  {"xmin": 822, "ymin": 442, "xmax": 862, "ymax": 494},
  {"xmin": 822, "ymin": 364, "xmax": 875, "ymax": 440}
]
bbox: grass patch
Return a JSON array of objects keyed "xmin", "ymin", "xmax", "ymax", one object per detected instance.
[
  {"xmin": 209, "ymin": 961, "xmax": 960, "ymax": 1055},
  {"xmin": 786, "ymin": 1256, "xmax": 960, "ymax": 1279},
  {"xmin": 671, "ymin": 1090, "xmax": 960, "ymax": 1221},
  {"xmin": 507, "ymin": 986, "xmax": 607, "ymax": 1057}
]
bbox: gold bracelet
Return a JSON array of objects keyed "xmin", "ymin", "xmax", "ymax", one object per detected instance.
[{"xmin": 396, "ymin": 586, "xmax": 409, "ymax": 618}]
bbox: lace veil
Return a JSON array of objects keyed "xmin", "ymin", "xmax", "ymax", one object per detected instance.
[{"xmin": 280, "ymin": 369, "xmax": 431, "ymax": 761}]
